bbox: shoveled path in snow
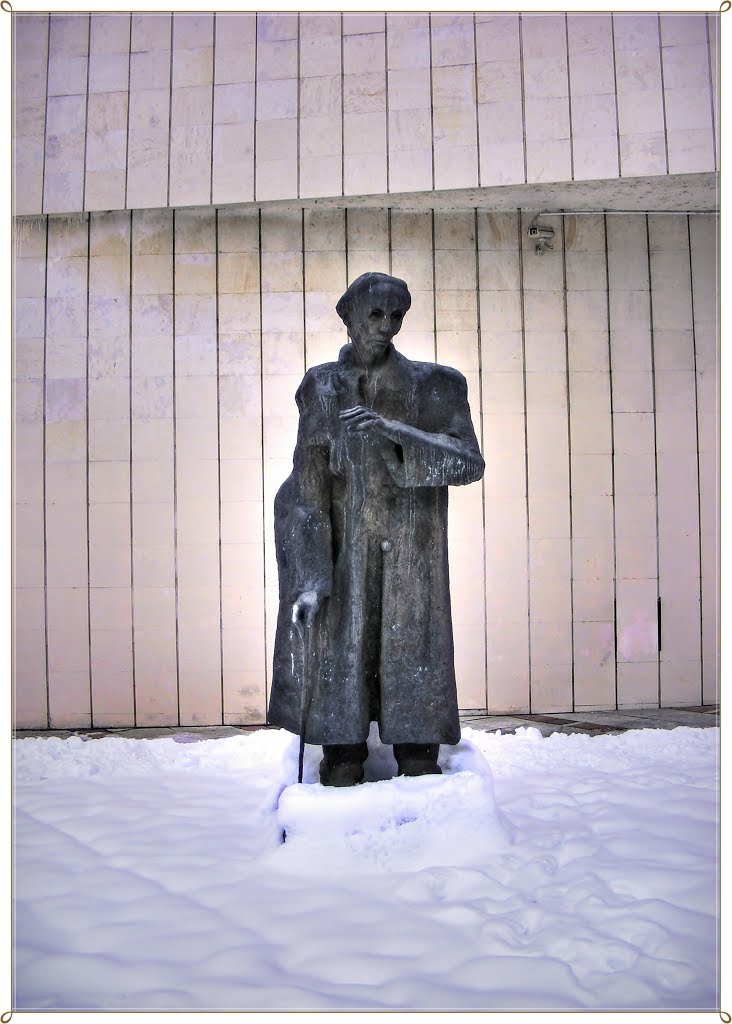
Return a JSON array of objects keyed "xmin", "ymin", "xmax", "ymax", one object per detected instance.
[{"xmin": 14, "ymin": 725, "xmax": 719, "ymax": 1011}]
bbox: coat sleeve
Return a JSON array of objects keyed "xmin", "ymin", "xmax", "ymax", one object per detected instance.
[
  {"xmin": 284, "ymin": 370, "xmax": 334, "ymax": 599},
  {"xmin": 380, "ymin": 367, "xmax": 485, "ymax": 488}
]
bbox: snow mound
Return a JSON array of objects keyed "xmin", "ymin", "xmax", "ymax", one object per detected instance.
[{"xmin": 279, "ymin": 769, "xmax": 511, "ymax": 868}]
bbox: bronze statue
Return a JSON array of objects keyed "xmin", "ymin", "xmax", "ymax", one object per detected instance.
[{"xmin": 267, "ymin": 272, "xmax": 485, "ymax": 786}]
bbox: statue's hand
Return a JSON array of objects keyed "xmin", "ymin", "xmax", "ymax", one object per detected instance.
[
  {"xmin": 292, "ymin": 590, "xmax": 321, "ymax": 637},
  {"xmin": 339, "ymin": 406, "xmax": 398, "ymax": 437}
]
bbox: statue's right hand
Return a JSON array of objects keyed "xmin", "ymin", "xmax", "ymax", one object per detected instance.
[{"xmin": 292, "ymin": 590, "xmax": 321, "ymax": 637}]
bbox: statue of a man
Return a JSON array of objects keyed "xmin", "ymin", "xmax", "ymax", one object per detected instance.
[{"xmin": 267, "ymin": 272, "xmax": 485, "ymax": 786}]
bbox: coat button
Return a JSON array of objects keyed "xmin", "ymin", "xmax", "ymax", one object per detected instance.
[{"xmin": 381, "ymin": 539, "xmax": 392, "ymax": 553}]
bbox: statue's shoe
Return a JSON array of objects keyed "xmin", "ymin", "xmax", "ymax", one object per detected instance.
[
  {"xmin": 319, "ymin": 761, "xmax": 365, "ymax": 787},
  {"xmin": 396, "ymin": 761, "xmax": 443, "ymax": 777}
]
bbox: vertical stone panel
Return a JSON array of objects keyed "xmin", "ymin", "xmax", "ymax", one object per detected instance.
[
  {"xmin": 521, "ymin": 211, "xmax": 572, "ymax": 712},
  {"xmin": 260, "ymin": 210, "xmax": 305, "ymax": 696},
  {"xmin": 689, "ymin": 214, "xmax": 719, "ymax": 705},
  {"xmin": 478, "ymin": 212, "xmax": 529, "ymax": 712},
  {"xmin": 44, "ymin": 215, "xmax": 90, "ymax": 727},
  {"xmin": 565, "ymin": 215, "xmax": 615, "ymax": 708},
  {"xmin": 521, "ymin": 14, "xmax": 571, "ymax": 184},
  {"xmin": 173, "ymin": 208, "xmax": 222, "ymax": 724},
  {"xmin": 217, "ymin": 209, "xmax": 266, "ymax": 724},
  {"xmin": 607, "ymin": 214, "xmax": 659, "ymax": 707},
  {"xmin": 476, "ymin": 14, "xmax": 524, "ymax": 186},
  {"xmin": 390, "ymin": 211, "xmax": 435, "ymax": 363},
  {"xmin": 130, "ymin": 208, "xmax": 178, "ymax": 725},
  {"xmin": 649, "ymin": 214, "xmax": 701, "ymax": 705},
  {"xmin": 13, "ymin": 15, "xmax": 49, "ymax": 216},
  {"xmin": 14, "ymin": 221, "xmax": 49, "ymax": 726},
  {"xmin": 660, "ymin": 15, "xmax": 715, "ymax": 174},
  {"xmin": 386, "ymin": 14, "xmax": 432, "ymax": 194},
  {"xmin": 342, "ymin": 13, "xmax": 387, "ymax": 196},
  {"xmin": 430, "ymin": 13, "xmax": 479, "ymax": 190},
  {"xmin": 85, "ymin": 14, "xmax": 130, "ymax": 211},
  {"xmin": 127, "ymin": 13, "xmax": 172, "ymax": 209},
  {"xmin": 87, "ymin": 211, "xmax": 134, "ymax": 726},
  {"xmin": 169, "ymin": 13, "xmax": 214, "ymax": 208},
  {"xmin": 212, "ymin": 14, "xmax": 256, "ymax": 205},
  {"xmin": 44, "ymin": 14, "xmax": 89, "ymax": 213},
  {"xmin": 299, "ymin": 14, "xmax": 342, "ymax": 199},
  {"xmin": 304, "ymin": 209, "xmax": 347, "ymax": 369},
  {"xmin": 613, "ymin": 14, "xmax": 667, "ymax": 177},
  {"xmin": 567, "ymin": 15, "xmax": 619, "ymax": 181},
  {"xmin": 255, "ymin": 13, "xmax": 299, "ymax": 201},
  {"xmin": 433, "ymin": 211, "xmax": 485, "ymax": 709}
]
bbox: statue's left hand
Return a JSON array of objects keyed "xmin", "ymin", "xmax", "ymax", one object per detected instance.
[{"xmin": 339, "ymin": 406, "xmax": 397, "ymax": 437}]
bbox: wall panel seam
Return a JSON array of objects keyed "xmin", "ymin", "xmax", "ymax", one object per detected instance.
[
  {"xmin": 172, "ymin": 209, "xmax": 181, "ymax": 724},
  {"xmin": 603, "ymin": 212, "xmax": 619, "ymax": 709},
  {"xmin": 166, "ymin": 14, "xmax": 174, "ymax": 209},
  {"xmin": 474, "ymin": 208, "xmax": 488, "ymax": 709},
  {"xmin": 645, "ymin": 213, "xmax": 662, "ymax": 706},
  {"xmin": 657, "ymin": 15, "xmax": 670, "ymax": 177},
  {"xmin": 81, "ymin": 14, "xmax": 91, "ymax": 213},
  {"xmin": 257, "ymin": 208, "xmax": 269, "ymax": 707},
  {"xmin": 124, "ymin": 14, "xmax": 132, "ymax": 210},
  {"xmin": 42, "ymin": 214, "xmax": 50, "ymax": 726},
  {"xmin": 518, "ymin": 15, "xmax": 528, "ymax": 185},
  {"xmin": 40, "ymin": 16, "xmax": 51, "ymax": 214},
  {"xmin": 128, "ymin": 208, "xmax": 136, "ymax": 725},
  {"xmin": 687, "ymin": 215, "xmax": 705, "ymax": 704},
  {"xmin": 209, "ymin": 13, "xmax": 216, "ymax": 207},
  {"xmin": 85, "ymin": 214, "xmax": 93, "ymax": 724},
  {"xmin": 472, "ymin": 14, "xmax": 481, "ymax": 187},
  {"xmin": 215, "ymin": 208, "xmax": 224, "ymax": 722},
  {"xmin": 705, "ymin": 14, "xmax": 717, "ymax": 172},
  {"xmin": 428, "ymin": 14, "xmax": 435, "ymax": 192},
  {"xmin": 610, "ymin": 15, "xmax": 622, "ymax": 178},
  {"xmin": 561, "ymin": 215, "xmax": 576, "ymax": 710},
  {"xmin": 384, "ymin": 16, "xmax": 390, "ymax": 194},
  {"xmin": 518, "ymin": 209, "xmax": 532, "ymax": 710},
  {"xmin": 564, "ymin": 16, "xmax": 574, "ymax": 183}
]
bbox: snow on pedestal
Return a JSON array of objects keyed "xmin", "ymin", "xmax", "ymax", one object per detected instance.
[{"xmin": 277, "ymin": 729, "xmax": 513, "ymax": 869}]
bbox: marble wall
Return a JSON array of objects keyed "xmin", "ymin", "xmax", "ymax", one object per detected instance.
[
  {"xmin": 13, "ymin": 207, "xmax": 718, "ymax": 728},
  {"xmin": 13, "ymin": 11, "xmax": 719, "ymax": 215}
]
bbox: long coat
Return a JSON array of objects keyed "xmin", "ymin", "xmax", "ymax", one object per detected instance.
[{"xmin": 267, "ymin": 343, "xmax": 485, "ymax": 746}]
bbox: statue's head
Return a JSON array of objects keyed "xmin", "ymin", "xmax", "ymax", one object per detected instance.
[{"xmin": 336, "ymin": 272, "xmax": 411, "ymax": 366}]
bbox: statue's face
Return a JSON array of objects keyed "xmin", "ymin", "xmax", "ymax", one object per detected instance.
[{"xmin": 347, "ymin": 282, "xmax": 407, "ymax": 366}]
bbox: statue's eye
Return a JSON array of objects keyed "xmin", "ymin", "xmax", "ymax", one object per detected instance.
[
  {"xmin": 391, "ymin": 311, "xmax": 403, "ymax": 320},
  {"xmin": 369, "ymin": 308, "xmax": 383, "ymax": 319}
]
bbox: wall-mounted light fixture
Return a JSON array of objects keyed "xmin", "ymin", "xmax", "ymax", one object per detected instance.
[{"xmin": 527, "ymin": 216, "xmax": 554, "ymax": 256}]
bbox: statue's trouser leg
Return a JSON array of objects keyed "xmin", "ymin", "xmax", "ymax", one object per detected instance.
[
  {"xmin": 393, "ymin": 742, "xmax": 442, "ymax": 776},
  {"xmin": 320, "ymin": 742, "xmax": 369, "ymax": 787}
]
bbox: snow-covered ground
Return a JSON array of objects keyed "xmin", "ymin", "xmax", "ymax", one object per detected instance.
[{"xmin": 14, "ymin": 724, "xmax": 719, "ymax": 1012}]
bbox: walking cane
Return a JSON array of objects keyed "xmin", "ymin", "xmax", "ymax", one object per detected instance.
[{"xmin": 293, "ymin": 607, "xmax": 312, "ymax": 785}]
